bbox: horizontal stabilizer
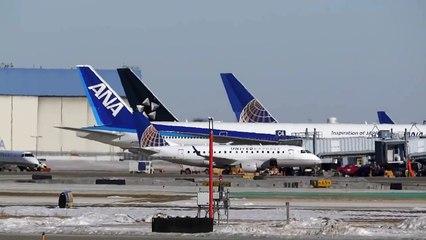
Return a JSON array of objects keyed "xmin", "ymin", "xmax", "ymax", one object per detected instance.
[
  {"xmin": 128, "ymin": 147, "xmax": 159, "ymax": 156},
  {"xmin": 56, "ymin": 126, "xmax": 124, "ymax": 138}
]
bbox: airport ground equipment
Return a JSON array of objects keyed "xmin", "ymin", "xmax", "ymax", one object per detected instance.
[
  {"xmin": 311, "ymin": 179, "xmax": 332, "ymax": 188},
  {"xmin": 197, "ymin": 185, "xmax": 230, "ymax": 224},
  {"xmin": 179, "ymin": 165, "xmax": 207, "ymax": 175},
  {"xmin": 129, "ymin": 160, "xmax": 153, "ymax": 174},
  {"xmin": 58, "ymin": 191, "xmax": 73, "ymax": 208},
  {"xmin": 152, "ymin": 217, "xmax": 213, "ymax": 233},
  {"xmin": 95, "ymin": 178, "xmax": 126, "ymax": 185},
  {"xmin": 374, "ymin": 139, "xmax": 408, "ymax": 177}
]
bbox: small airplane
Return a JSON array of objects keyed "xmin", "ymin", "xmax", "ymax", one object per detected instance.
[
  {"xmin": 0, "ymin": 139, "xmax": 40, "ymax": 171},
  {"xmin": 138, "ymin": 143, "xmax": 321, "ymax": 171},
  {"xmin": 126, "ymin": 77, "xmax": 321, "ymax": 172}
]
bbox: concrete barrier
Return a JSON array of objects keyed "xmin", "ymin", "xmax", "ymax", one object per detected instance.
[
  {"xmin": 390, "ymin": 183, "xmax": 402, "ymax": 190},
  {"xmin": 95, "ymin": 178, "xmax": 126, "ymax": 185},
  {"xmin": 32, "ymin": 174, "xmax": 52, "ymax": 180},
  {"xmin": 152, "ymin": 217, "xmax": 213, "ymax": 233}
]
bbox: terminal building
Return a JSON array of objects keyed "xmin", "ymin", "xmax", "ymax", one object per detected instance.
[{"xmin": 0, "ymin": 66, "xmax": 141, "ymax": 159}]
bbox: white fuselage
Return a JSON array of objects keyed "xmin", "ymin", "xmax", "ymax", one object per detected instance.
[
  {"xmin": 153, "ymin": 122, "xmax": 426, "ymax": 139},
  {"xmin": 73, "ymin": 122, "xmax": 426, "ymax": 149},
  {"xmin": 0, "ymin": 151, "xmax": 39, "ymax": 168},
  {"xmin": 143, "ymin": 144, "xmax": 321, "ymax": 171}
]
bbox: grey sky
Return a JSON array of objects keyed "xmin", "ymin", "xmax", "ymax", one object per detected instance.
[{"xmin": 1, "ymin": 0, "xmax": 425, "ymax": 124}]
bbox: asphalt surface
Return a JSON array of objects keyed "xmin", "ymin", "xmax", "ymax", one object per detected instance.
[{"xmin": 1, "ymin": 160, "xmax": 425, "ymax": 239}]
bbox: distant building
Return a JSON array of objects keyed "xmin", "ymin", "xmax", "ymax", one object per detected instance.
[{"xmin": 0, "ymin": 67, "xmax": 141, "ymax": 157}]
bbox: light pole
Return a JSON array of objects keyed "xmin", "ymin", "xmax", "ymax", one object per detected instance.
[
  {"xmin": 30, "ymin": 135, "xmax": 42, "ymax": 156},
  {"xmin": 208, "ymin": 117, "xmax": 214, "ymax": 219}
]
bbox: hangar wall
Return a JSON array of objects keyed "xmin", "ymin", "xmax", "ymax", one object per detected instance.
[{"xmin": 0, "ymin": 95, "xmax": 124, "ymax": 154}]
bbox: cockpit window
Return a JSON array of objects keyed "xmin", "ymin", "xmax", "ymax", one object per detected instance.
[
  {"xmin": 301, "ymin": 150, "xmax": 306, "ymax": 153},
  {"xmin": 22, "ymin": 153, "xmax": 34, "ymax": 157}
]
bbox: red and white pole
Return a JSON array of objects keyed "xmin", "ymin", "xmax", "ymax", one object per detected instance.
[{"xmin": 208, "ymin": 117, "xmax": 214, "ymax": 219}]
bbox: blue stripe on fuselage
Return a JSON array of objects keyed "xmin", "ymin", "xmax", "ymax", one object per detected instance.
[
  {"xmin": 153, "ymin": 124, "xmax": 298, "ymax": 141},
  {"xmin": 83, "ymin": 124, "xmax": 299, "ymax": 142},
  {"xmin": 83, "ymin": 126, "xmax": 199, "ymax": 138}
]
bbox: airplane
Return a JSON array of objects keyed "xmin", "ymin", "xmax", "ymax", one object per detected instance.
[
  {"xmin": 59, "ymin": 66, "xmax": 425, "ymax": 151},
  {"xmin": 118, "ymin": 68, "xmax": 300, "ymax": 145},
  {"xmin": 0, "ymin": 139, "xmax": 40, "ymax": 171},
  {"xmin": 149, "ymin": 75, "xmax": 425, "ymax": 139},
  {"xmin": 377, "ymin": 111, "xmax": 395, "ymax": 124},
  {"xmin": 220, "ymin": 73, "xmax": 277, "ymax": 123},
  {"xmin": 57, "ymin": 65, "xmax": 298, "ymax": 149},
  {"xmin": 126, "ymin": 83, "xmax": 321, "ymax": 172}
]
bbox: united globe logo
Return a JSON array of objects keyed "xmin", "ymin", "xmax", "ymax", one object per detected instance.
[
  {"xmin": 140, "ymin": 125, "xmax": 168, "ymax": 147},
  {"xmin": 239, "ymin": 99, "xmax": 277, "ymax": 123}
]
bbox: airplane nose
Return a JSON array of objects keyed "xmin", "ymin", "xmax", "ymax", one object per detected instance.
[
  {"xmin": 313, "ymin": 155, "xmax": 322, "ymax": 164},
  {"xmin": 29, "ymin": 158, "xmax": 40, "ymax": 166}
]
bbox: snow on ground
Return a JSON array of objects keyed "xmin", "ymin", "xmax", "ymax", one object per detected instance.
[{"xmin": 0, "ymin": 198, "xmax": 425, "ymax": 239}]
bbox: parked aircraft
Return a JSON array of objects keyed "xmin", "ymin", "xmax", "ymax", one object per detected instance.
[
  {"xmin": 58, "ymin": 66, "xmax": 297, "ymax": 149},
  {"xmin": 59, "ymin": 66, "xmax": 424, "ymax": 151},
  {"xmin": 0, "ymin": 139, "xmax": 40, "ymax": 170},
  {"xmin": 119, "ymin": 68, "xmax": 299, "ymax": 145},
  {"xmin": 127, "ymin": 85, "xmax": 321, "ymax": 172}
]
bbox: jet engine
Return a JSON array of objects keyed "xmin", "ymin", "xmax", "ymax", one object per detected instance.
[{"xmin": 240, "ymin": 161, "xmax": 258, "ymax": 173}]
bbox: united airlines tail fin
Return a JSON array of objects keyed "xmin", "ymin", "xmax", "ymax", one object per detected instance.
[
  {"xmin": 119, "ymin": 69, "xmax": 168, "ymax": 147},
  {"xmin": 377, "ymin": 111, "xmax": 395, "ymax": 124},
  {"xmin": 77, "ymin": 65, "xmax": 134, "ymax": 130},
  {"xmin": 220, "ymin": 73, "xmax": 278, "ymax": 123},
  {"xmin": 117, "ymin": 68, "xmax": 178, "ymax": 122}
]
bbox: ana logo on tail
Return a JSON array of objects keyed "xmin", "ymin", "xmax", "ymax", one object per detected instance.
[{"xmin": 88, "ymin": 83, "xmax": 124, "ymax": 117}]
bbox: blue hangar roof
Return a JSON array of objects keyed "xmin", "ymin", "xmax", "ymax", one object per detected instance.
[{"xmin": 0, "ymin": 67, "xmax": 142, "ymax": 97}]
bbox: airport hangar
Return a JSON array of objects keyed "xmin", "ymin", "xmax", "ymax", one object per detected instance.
[{"xmin": 0, "ymin": 66, "xmax": 141, "ymax": 159}]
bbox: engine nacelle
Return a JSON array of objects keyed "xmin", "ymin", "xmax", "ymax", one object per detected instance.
[{"xmin": 240, "ymin": 162, "xmax": 258, "ymax": 173}]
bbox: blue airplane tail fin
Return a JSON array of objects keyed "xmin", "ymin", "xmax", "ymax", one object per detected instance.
[
  {"xmin": 377, "ymin": 111, "xmax": 395, "ymax": 124},
  {"xmin": 77, "ymin": 65, "xmax": 134, "ymax": 130},
  {"xmin": 117, "ymin": 68, "xmax": 178, "ymax": 122},
  {"xmin": 220, "ymin": 73, "xmax": 277, "ymax": 123},
  {"xmin": 119, "ymin": 68, "xmax": 168, "ymax": 147}
]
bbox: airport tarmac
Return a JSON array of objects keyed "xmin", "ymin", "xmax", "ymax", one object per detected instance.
[{"xmin": 0, "ymin": 159, "xmax": 425, "ymax": 239}]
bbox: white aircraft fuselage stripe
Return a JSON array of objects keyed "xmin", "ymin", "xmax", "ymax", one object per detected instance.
[
  {"xmin": 152, "ymin": 122, "xmax": 426, "ymax": 138},
  {"xmin": 143, "ymin": 144, "xmax": 321, "ymax": 169}
]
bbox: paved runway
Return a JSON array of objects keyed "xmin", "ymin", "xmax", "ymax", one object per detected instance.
[
  {"xmin": 0, "ymin": 233, "xmax": 415, "ymax": 240},
  {"xmin": 0, "ymin": 160, "xmax": 425, "ymax": 239}
]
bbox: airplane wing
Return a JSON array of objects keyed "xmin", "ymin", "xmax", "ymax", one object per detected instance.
[
  {"xmin": 128, "ymin": 147, "xmax": 158, "ymax": 156},
  {"xmin": 192, "ymin": 146, "xmax": 238, "ymax": 167},
  {"xmin": 55, "ymin": 126, "xmax": 125, "ymax": 138}
]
